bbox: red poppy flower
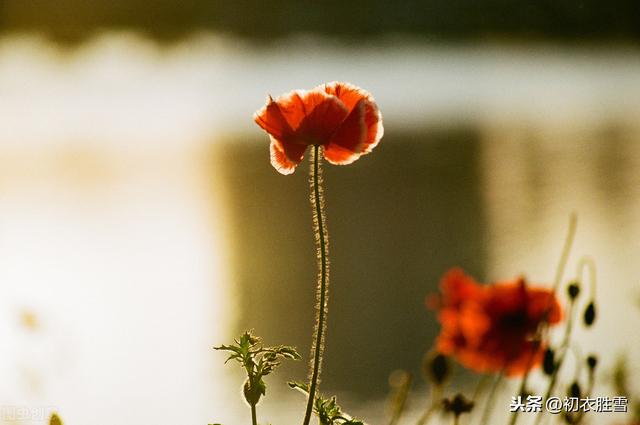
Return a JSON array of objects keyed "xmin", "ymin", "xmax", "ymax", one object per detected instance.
[
  {"xmin": 428, "ymin": 268, "xmax": 563, "ymax": 376},
  {"xmin": 254, "ymin": 82, "xmax": 383, "ymax": 174}
]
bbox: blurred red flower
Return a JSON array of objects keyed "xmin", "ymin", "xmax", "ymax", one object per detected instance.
[
  {"xmin": 254, "ymin": 82, "xmax": 383, "ymax": 174},
  {"xmin": 429, "ymin": 268, "xmax": 563, "ymax": 376}
]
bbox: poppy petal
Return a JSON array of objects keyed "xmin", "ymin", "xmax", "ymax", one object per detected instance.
[
  {"xmin": 254, "ymin": 82, "xmax": 384, "ymax": 174},
  {"xmin": 440, "ymin": 268, "xmax": 483, "ymax": 307},
  {"xmin": 362, "ymin": 100, "xmax": 384, "ymax": 154},
  {"xmin": 430, "ymin": 267, "xmax": 563, "ymax": 376},
  {"xmin": 270, "ymin": 136, "xmax": 307, "ymax": 175},
  {"xmin": 297, "ymin": 95, "xmax": 349, "ymax": 144},
  {"xmin": 275, "ymin": 89, "xmax": 342, "ymax": 132},
  {"xmin": 322, "ymin": 81, "xmax": 372, "ymax": 112},
  {"xmin": 503, "ymin": 342, "xmax": 545, "ymax": 376},
  {"xmin": 323, "ymin": 81, "xmax": 384, "ymax": 154},
  {"xmin": 254, "ymin": 96, "xmax": 294, "ymax": 141},
  {"xmin": 527, "ymin": 289, "xmax": 563, "ymax": 324},
  {"xmin": 323, "ymin": 99, "xmax": 367, "ymax": 165}
]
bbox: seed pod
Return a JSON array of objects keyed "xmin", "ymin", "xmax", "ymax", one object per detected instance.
[
  {"xmin": 587, "ymin": 355, "xmax": 598, "ymax": 371},
  {"xmin": 543, "ymin": 348, "xmax": 556, "ymax": 375},
  {"xmin": 583, "ymin": 302, "xmax": 596, "ymax": 326},
  {"xmin": 569, "ymin": 381, "xmax": 581, "ymax": 399},
  {"xmin": 423, "ymin": 352, "xmax": 450, "ymax": 386},
  {"xmin": 567, "ymin": 282, "xmax": 580, "ymax": 300}
]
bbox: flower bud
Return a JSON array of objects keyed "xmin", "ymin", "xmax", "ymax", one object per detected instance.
[
  {"xmin": 587, "ymin": 355, "xmax": 598, "ymax": 371},
  {"xmin": 543, "ymin": 348, "xmax": 556, "ymax": 376},
  {"xmin": 569, "ymin": 381, "xmax": 581, "ymax": 399},
  {"xmin": 583, "ymin": 302, "xmax": 596, "ymax": 326},
  {"xmin": 243, "ymin": 379, "xmax": 265, "ymax": 406},
  {"xmin": 423, "ymin": 352, "xmax": 450, "ymax": 386},
  {"xmin": 567, "ymin": 282, "xmax": 580, "ymax": 300}
]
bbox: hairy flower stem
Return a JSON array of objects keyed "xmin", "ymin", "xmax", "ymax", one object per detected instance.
[{"xmin": 302, "ymin": 145, "xmax": 330, "ymax": 425}]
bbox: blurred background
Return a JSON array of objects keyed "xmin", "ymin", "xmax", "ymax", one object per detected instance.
[{"xmin": 0, "ymin": 1, "xmax": 639, "ymax": 424}]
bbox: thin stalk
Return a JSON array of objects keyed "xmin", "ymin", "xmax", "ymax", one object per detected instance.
[
  {"xmin": 573, "ymin": 369, "xmax": 596, "ymax": 425},
  {"xmin": 479, "ymin": 372, "xmax": 503, "ymax": 425},
  {"xmin": 251, "ymin": 404, "xmax": 257, "ymax": 425},
  {"xmin": 551, "ymin": 213, "xmax": 577, "ymax": 294},
  {"xmin": 509, "ymin": 214, "xmax": 577, "ymax": 425},
  {"xmin": 302, "ymin": 145, "xmax": 330, "ymax": 425},
  {"xmin": 389, "ymin": 373, "xmax": 413, "ymax": 425},
  {"xmin": 416, "ymin": 385, "xmax": 443, "ymax": 425},
  {"xmin": 533, "ymin": 300, "xmax": 577, "ymax": 425},
  {"xmin": 472, "ymin": 375, "xmax": 491, "ymax": 403},
  {"xmin": 576, "ymin": 257, "xmax": 597, "ymax": 300},
  {"xmin": 243, "ymin": 360, "xmax": 259, "ymax": 425}
]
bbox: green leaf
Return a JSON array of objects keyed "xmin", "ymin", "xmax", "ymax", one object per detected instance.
[
  {"xmin": 287, "ymin": 381, "xmax": 309, "ymax": 394},
  {"xmin": 270, "ymin": 345, "xmax": 302, "ymax": 360},
  {"xmin": 288, "ymin": 382, "xmax": 365, "ymax": 425},
  {"xmin": 216, "ymin": 331, "xmax": 300, "ymax": 407}
]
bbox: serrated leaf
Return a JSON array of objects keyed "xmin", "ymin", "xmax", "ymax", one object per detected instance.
[
  {"xmin": 271, "ymin": 345, "xmax": 302, "ymax": 360},
  {"xmin": 288, "ymin": 381, "xmax": 309, "ymax": 394},
  {"xmin": 288, "ymin": 383, "xmax": 366, "ymax": 425},
  {"xmin": 216, "ymin": 331, "xmax": 300, "ymax": 408}
]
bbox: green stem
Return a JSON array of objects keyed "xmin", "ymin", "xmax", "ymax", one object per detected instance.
[
  {"xmin": 577, "ymin": 257, "xmax": 597, "ymax": 299},
  {"xmin": 251, "ymin": 404, "xmax": 257, "ymax": 425},
  {"xmin": 389, "ymin": 373, "xmax": 413, "ymax": 425},
  {"xmin": 533, "ymin": 301, "xmax": 577, "ymax": 425},
  {"xmin": 416, "ymin": 385, "xmax": 442, "ymax": 425},
  {"xmin": 472, "ymin": 374, "xmax": 490, "ymax": 402},
  {"xmin": 509, "ymin": 213, "xmax": 577, "ymax": 425},
  {"xmin": 243, "ymin": 361, "xmax": 258, "ymax": 425},
  {"xmin": 479, "ymin": 372, "xmax": 503, "ymax": 425},
  {"xmin": 573, "ymin": 369, "xmax": 596, "ymax": 425},
  {"xmin": 551, "ymin": 213, "xmax": 577, "ymax": 294},
  {"xmin": 302, "ymin": 145, "xmax": 330, "ymax": 425}
]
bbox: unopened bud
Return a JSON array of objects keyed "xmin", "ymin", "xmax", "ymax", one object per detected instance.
[
  {"xmin": 587, "ymin": 355, "xmax": 598, "ymax": 371},
  {"xmin": 243, "ymin": 379, "xmax": 265, "ymax": 406},
  {"xmin": 569, "ymin": 381, "xmax": 581, "ymax": 399},
  {"xmin": 423, "ymin": 352, "xmax": 450, "ymax": 386},
  {"xmin": 543, "ymin": 348, "xmax": 556, "ymax": 376},
  {"xmin": 583, "ymin": 302, "xmax": 596, "ymax": 326},
  {"xmin": 567, "ymin": 282, "xmax": 580, "ymax": 300}
]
